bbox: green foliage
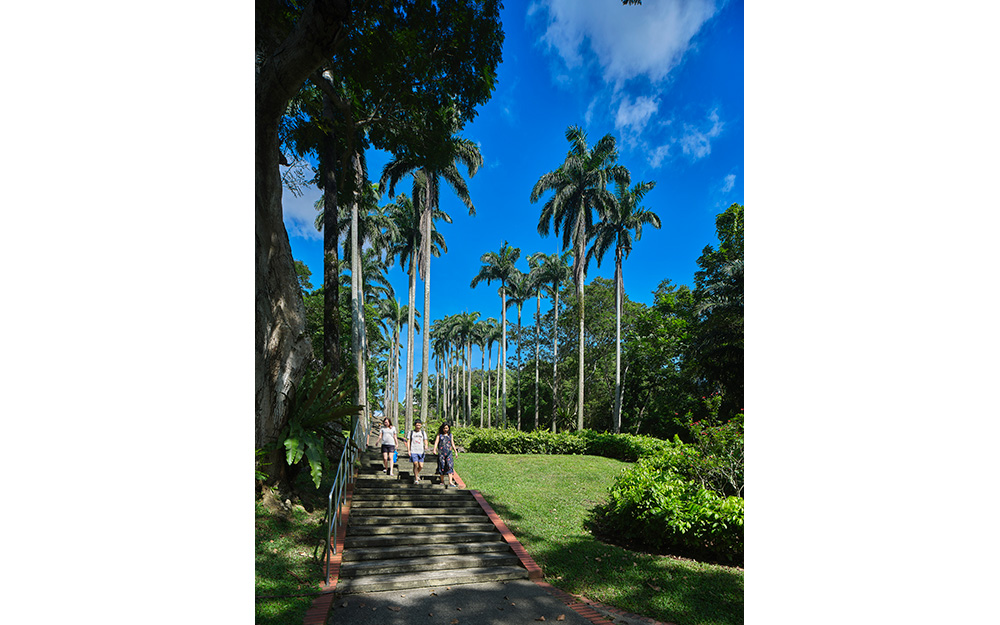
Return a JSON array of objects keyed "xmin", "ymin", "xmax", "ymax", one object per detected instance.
[
  {"xmin": 684, "ymin": 413, "xmax": 744, "ymax": 497},
  {"xmin": 458, "ymin": 426, "xmax": 673, "ymax": 461},
  {"xmin": 278, "ymin": 366, "xmax": 363, "ymax": 488},
  {"xmin": 592, "ymin": 458, "xmax": 744, "ymax": 566}
]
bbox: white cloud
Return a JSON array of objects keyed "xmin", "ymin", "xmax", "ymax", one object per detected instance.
[
  {"xmin": 615, "ymin": 95, "xmax": 659, "ymax": 135},
  {"xmin": 649, "ymin": 144, "xmax": 671, "ymax": 168},
  {"xmin": 533, "ymin": 0, "xmax": 719, "ymax": 87},
  {"xmin": 721, "ymin": 173, "xmax": 736, "ymax": 193},
  {"xmin": 280, "ymin": 162, "xmax": 323, "ymax": 241},
  {"xmin": 679, "ymin": 108, "xmax": 724, "ymax": 160}
]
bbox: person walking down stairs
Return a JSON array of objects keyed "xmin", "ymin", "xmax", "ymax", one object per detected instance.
[
  {"xmin": 433, "ymin": 423, "xmax": 458, "ymax": 488},
  {"xmin": 406, "ymin": 419, "xmax": 429, "ymax": 483},
  {"xmin": 378, "ymin": 417, "xmax": 399, "ymax": 477}
]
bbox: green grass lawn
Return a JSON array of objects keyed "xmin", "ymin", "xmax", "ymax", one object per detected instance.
[
  {"xmin": 456, "ymin": 452, "xmax": 744, "ymax": 625},
  {"xmin": 255, "ymin": 475, "xmax": 332, "ymax": 625}
]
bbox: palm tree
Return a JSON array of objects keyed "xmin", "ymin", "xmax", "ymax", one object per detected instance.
[
  {"xmin": 381, "ymin": 133, "xmax": 482, "ymax": 427},
  {"xmin": 483, "ymin": 318, "xmax": 501, "ymax": 427},
  {"xmin": 453, "ymin": 311, "xmax": 480, "ymax": 426},
  {"xmin": 533, "ymin": 251, "xmax": 572, "ymax": 431},
  {"xmin": 385, "ymin": 184, "xmax": 446, "ymax": 434},
  {"xmin": 505, "ymin": 270, "xmax": 529, "ymax": 430},
  {"xmin": 526, "ymin": 253, "xmax": 544, "ymax": 430},
  {"xmin": 470, "ymin": 241, "xmax": 522, "ymax": 427},
  {"xmin": 473, "ymin": 319, "xmax": 489, "ymax": 427},
  {"xmin": 531, "ymin": 125, "xmax": 630, "ymax": 431},
  {"xmin": 588, "ymin": 179, "xmax": 661, "ymax": 433},
  {"xmin": 379, "ymin": 299, "xmax": 419, "ymax": 428}
]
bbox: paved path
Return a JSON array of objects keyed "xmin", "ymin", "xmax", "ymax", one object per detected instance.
[{"xmin": 323, "ymin": 579, "xmax": 604, "ymax": 625}]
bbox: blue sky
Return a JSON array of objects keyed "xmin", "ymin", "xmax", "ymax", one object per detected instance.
[{"xmin": 283, "ymin": 0, "xmax": 743, "ymax": 338}]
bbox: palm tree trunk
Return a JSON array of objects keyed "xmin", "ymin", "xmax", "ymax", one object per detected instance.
[
  {"xmin": 575, "ymin": 241, "xmax": 585, "ymax": 433},
  {"xmin": 516, "ymin": 304, "xmax": 522, "ymax": 430},
  {"xmin": 320, "ymin": 112, "xmax": 342, "ymax": 373},
  {"xmin": 612, "ymin": 252, "xmax": 623, "ymax": 434},
  {"xmin": 349, "ymin": 152, "xmax": 368, "ymax": 416},
  {"xmin": 501, "ymin": 288, "xmax": 507, "ymax": 427},
  {"xmin": 534, "ymin": 290, "xmax": 540, "ymax": 430},
  {"xmin": 552, "ymin": 283, "xmax": 560, "ymax": 433},
  {"xmin": 486, "ymin": 344, "xmax": 493, "ymax": 428},
  {"xmin": 480, "ymin": 347, "xmax": 486, "ymax": 427},
  {"xmin": 405, "ymin": 261, "xmax": 416, "ymax": 432},
  {"xmin": 419, "ymin": 173, "xmax": 435, "ymax": 426}
]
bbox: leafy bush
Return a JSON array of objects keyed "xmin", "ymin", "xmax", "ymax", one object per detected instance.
[
  {"xmin": 684, "ymin": 415, "xmax": 744, "ymax": 497},
  {"xmin": 592, "ymin": 458, "xmax": 743, "ymax": 566},
  {"xmin": 458, "ymin": 426, "xmax": 675, "ymax": 461},
  {"xmin": 278, "ymin": 366, "xmax": 363, "ymax": 488}
]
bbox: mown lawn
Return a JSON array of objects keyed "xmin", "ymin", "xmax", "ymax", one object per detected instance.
[{"xmin": 456, "ymin": 452, "xmax": 744, "ymax": 625}]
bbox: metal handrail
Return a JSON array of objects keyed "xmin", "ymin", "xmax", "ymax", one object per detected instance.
[{"xmin": 323, "ymin": 413, "xmax": 372, "ymax": 585}]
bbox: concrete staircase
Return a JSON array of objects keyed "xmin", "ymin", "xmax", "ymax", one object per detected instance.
[{"xmin": 334, "ymin": 427, "xmax": 529, "ymax": 593}]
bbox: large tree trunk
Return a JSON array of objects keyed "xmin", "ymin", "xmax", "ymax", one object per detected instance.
[
  {"xmin": 575, "ymin": 238, "xmax": 586, "ymax": 432},
  {"xmin": 255, "ymin": 0, "xmax": 348, "ymax": 482}
]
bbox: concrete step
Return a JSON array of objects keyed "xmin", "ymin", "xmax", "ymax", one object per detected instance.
[
  {"xmin": 348, "ymin": 504, "xmax": 482, "ymax": 515},
  {"xmin": 350, "ymin": 500, "xmax": 481, "ymax": 510},
  {"xmin": 345, "ymin": 531, "xmax": 502, "ymax": 549},
  {"xmin": 347, "ymin": 521, "xmax": 495, "ymax": 536},
  {"xmin": 333, "ymin": 565, "xmax": 529, "ymax": 594},
  {"xmin": 341, "ymin": 540, "xmax": 514, "ymax": 562},
  {"xmin": 352, "ymin": 481, "xmax": 466, "ymax": 493},
  {"xmin": 338, "ymin": 552, "xmax": 521, "ymax": 578},
  {"xmin": 349, "ymin": 513, "xmax": 487, "ymax": 526}
]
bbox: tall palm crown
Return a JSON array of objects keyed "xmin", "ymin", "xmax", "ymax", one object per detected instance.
[
  {"xmin": 531, "ymin": 125, "xmax": 629, "ymax": 431},
  {"xmin": 470, "ymin": 241, "xmax": 522, "ymax": 428},
  {"xmin": 587, "ymin": 180, "xmax": 660, "ymax": 272}
]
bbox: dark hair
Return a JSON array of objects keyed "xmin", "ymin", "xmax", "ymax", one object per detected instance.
[
  {"xmin": 437, "ymin": 422, "xmax": 451, "ymax": 436},
  {"xmin": 383, "ymin": 417, "xmax": 391, "ymax": 426}
]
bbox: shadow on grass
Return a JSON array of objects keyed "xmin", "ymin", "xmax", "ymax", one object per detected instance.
[{"xmin": 479, "ymin": 495, "xmax": 743, "ymax": 625}]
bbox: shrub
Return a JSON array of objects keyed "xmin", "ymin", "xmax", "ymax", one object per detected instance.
[
  {"xmin": 685, "ymin": 414, "xmax": 744, "ymax": 497},
  {"xmin": 592, "ymin": 458, "xmax": 744, "ymax": 566},
  {"xmin": 458, "ymin": 426, "xmax": 676, "ymax": 461}
]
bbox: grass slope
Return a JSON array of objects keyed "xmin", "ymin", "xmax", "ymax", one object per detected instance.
[{"xmin": 456, "ymin": 452, "xmax": 743, "ymax": 625}]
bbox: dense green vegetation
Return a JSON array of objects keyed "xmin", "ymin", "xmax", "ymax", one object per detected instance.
[
  {"xmin": 256, "ymin": 4, "xmax": 743, "ymax": 623},
  {"xmin": 458, "ymin": 453, "xmax": 744, "ymax": 625}
]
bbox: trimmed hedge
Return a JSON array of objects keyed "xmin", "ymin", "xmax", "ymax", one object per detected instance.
[
  {"xmin": 592, "ymin": 457, "xmax": 744, "ymax": 566},
  {"xmin": 456, "ymin": 426, "xmax": 675, "ymax": 462}
]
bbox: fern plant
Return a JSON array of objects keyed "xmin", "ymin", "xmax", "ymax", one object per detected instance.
[{"xmin": 279, "ymin": 365, "xmax": 364, "ymax": 488}]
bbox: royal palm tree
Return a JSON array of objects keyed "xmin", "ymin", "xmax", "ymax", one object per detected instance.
[
  {"xmin": 470, "ymin": 241, "xmax": 522, "ymax": 427},
  {"xmin": 533, "ymin": 251, "xmax": 572, "ymax": 432},
  {"xmin": 526, "ymin": 253, "xmax": 545, "ymax": 430},
  {"xmin": 505, "ymin": 270, "xmax": 529, "ymax": 430},
  {"xmin": 588, "ymin": 179, "xmax": 661, "ymax": 433},
  {"xmin": 531, "ymin": 125, "xmax": 629, "ymax": 431},
  {"xmin": 473, "ymin": 319, "xmax": 489, "ymax": 427},
  {"xmin": 453, "ymin": 311, "xmax": 480, "ymax": 426},
  {"xmin": 381, "ymin": 133, "xmax": 482, "ymax": 427},
  {"xmin": 385, "ymin": 183, "xmax": 446, "ymax": 434},
  {"xmin": 379, "ymin": 299, "xmax": 419, "ymax": 428}
]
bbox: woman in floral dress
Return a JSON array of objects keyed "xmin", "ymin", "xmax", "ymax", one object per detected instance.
[{"xmin": 433, "ymin": 423, "xmax": 458, "ymax": 488}]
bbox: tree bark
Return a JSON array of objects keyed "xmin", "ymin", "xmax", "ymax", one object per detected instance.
[
  {"xmin": 405, "ymin": 257, "xmax": 416, "ymax": 431},
  {"xmin": 255, "ymin": 0, "xmax": 349, "ymax": 475},
  {"xmin": 551, "ymin": 283, "xmax": 559, "ymax": 433},
  {"xmin": 419, "ymin": 174, "xmax": 435, "ymax": 426},
  {"xmin": 500, "ymin": 288, "xmax": 507, "ymax": 427}
]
